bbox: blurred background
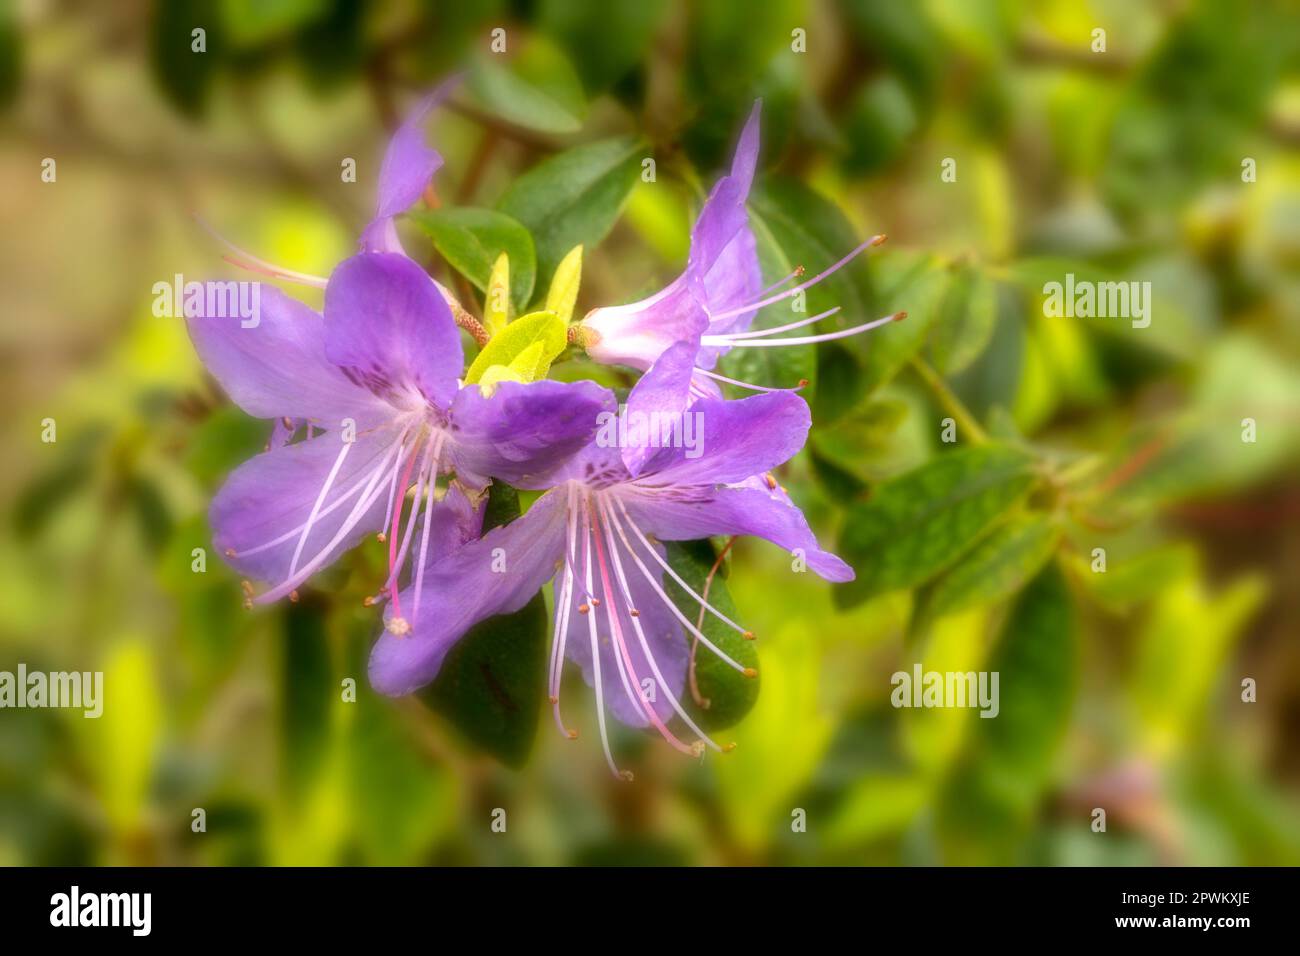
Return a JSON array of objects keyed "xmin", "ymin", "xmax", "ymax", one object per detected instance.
[{"xmin": 1, "ymin": 0, "xmax": 1298, "ymax": 866}]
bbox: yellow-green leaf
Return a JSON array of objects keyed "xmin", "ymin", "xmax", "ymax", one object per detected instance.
[
  {"xmin": 464, "ymin": 310, "xmax": 567, "ymax": 385},
  {"xmin": 545, "ymin": 245, "xmax": 583, "ymax": 323},
  {"xmin": 484, "ymin": 252, "xmax": 511, "ymax": 335}
]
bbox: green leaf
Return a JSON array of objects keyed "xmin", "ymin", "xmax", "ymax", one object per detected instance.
[
  {"xmin": 859, "ymin": 250, "xmax": 948, "ymax": 394},
  {"xmin": 0, "ymin": 1, "xmax": 21, "ymax": 111},
  {"xmin": 835, "ymin": 444, "xmax": 1039, "ymax": 608},
  {"xmin": 544, "ymin": 245, "xmax": 583, "ymax": 323},
  {"xmin": 419, "ymin": 484, "xmax": 548, "ymax": 767},
  {"xmin": 979, "ymin": 562, "xmax": 1076, "ymax": 790},
  {"xmin": 663, "ymin": 541, "xmax": 759, "ymax": 731},
  {"xmin": 411, "ymin": 207, "xmax": 535, "ymax": 313},
  {"xmin": 929, "ymin": 262, "xmax": 998, "ymax": 375},
  {"xmin": 917, "ymin": 512, "xmax": 1061, "ymax": 623},
  {"xmin": 220, "ymin": 0, "xmax": 328, "ymax": 47},
  {"xmin": 464, "ymin": 310, "xmax": 567, "ymax": 385},
  {"xmin": 720, "ymin": 194, "xmax": 820, "ymax": 395},
  {"xmin": 281, "ymin": 600, "xmax": 332, "ymax": 799},
  {"xmin": 150, "ymin": 0, "xmax": 221, "ymax": 118},
  {"xmin": 468, "ymin": 36, "xmax": 587, "ymax": 134},
  {"xmin": 538, "ymin": 0, "xmax": 668, "ymax": 93},
  {"xmin": 498, "ymin": 136, "xmax": 643, "ymax": 285}
]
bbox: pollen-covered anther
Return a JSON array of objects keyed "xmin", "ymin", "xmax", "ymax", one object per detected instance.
[
  {"xmin": 548, "ymin": 695, "xmax": 559, "ymax": 704},
  {"xmin": 567, "ymin": 729, "xmax": 579, "ymax": 740},
  {"xmin": 578, "ymin": 603, "xmax": 590, "ymax": 615},
  {"xmin": 590, "ymin": 597, "xmax": 601, "ymax": 607},
  {"xmin": 764, "ymin": 473, "xmax": 777, "ymax": 490},
  {"xmin": 240, "ymin": 579, "xmax": 254, "ymax": 597},
  {"xmin": 289, "ymin": 589, "xmax": 299, "ymax": 603},
  {"xmin": 376, "ymin": 532, "xmax": 387, "ymax": 543},
  {"xmin": 743, "ymin": 667, "xmax": 758, "ymax": 679},
  {"xmin": 794, "ymin": 264, "xmax": 806, "ymax": 277},
  {"xmin": 743, "ymin": 630, "xmax": 755, "ymax": 640},
  {"xmin": 224, "ymin": 548, "xmax": 236, "ymax": 558},
  {"xmin": 386, "ymin": 616, "xmax": 412, "ymax": 637},
  {"xmin": 629, "ymin": 608, "xmax": 640, "ymax": 617},
  {"xmin": 871, "ymin": 234, "xmax": 888, "ymax": 247},
  {"xmin": 619, "ymin": 770, "xmax": 635, "ymax": 783},
  {"xmin": 689, "ymin": 741, "xmax": 706, "ymax": 758},
  {"xmin": 362, "ymin": 595, "xmax": 376, "ymax": 607},
  {"xmin": 892, "ymin": 310, "xmax": 908, "ymax": 322}
]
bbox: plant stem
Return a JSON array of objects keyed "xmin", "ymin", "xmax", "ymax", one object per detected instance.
[{"xmin": 909, "ymin": 356, "xmax": 988, "ymax": 445}]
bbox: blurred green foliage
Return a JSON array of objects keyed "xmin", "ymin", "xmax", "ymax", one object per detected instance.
[{"xmin": 1, "ymin": 0, "xmax": 1298, "ymax": 866}]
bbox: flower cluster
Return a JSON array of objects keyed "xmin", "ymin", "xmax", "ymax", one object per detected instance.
[{"xmin": 186, "ymin": 89, "xmax": 897, "ymax": 778}]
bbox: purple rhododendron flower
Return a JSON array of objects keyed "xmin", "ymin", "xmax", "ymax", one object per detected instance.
[
  {"xmin": 579, "ymin": 101, "xmax": 899, "ymax": 424},
  {"xmin": 368, "ymin": 387, "xmax": 853, "ymax": 779},
  {"xmin": 187, "ymin": 252, "xmax": 610, "ymax": 627}
]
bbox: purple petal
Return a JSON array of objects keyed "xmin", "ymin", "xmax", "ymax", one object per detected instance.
[
  {"xmin": 621, "ymin": 481, "xmax": 854, "ymax": 583},
  {"xmin": 185, "ymin": 284, "xmax": 388, "ymax": 425},
  {"xmin": 323, "ymin": 253, "xmax": 463, "ymax": 411},
  {"xmin": 581, "ymin": 274, "xmax": 709, "ymax": 371},
  {"xmin": 368, "ymin": 489, "xmax": 567, "ymax": 695},
  {"xmin": 212, "ymin": 423, "xmax": 403, "ymax": 586},
  {"xmin": 559, "ymin": 531, "xmax": 688, "ymax": 729},
  {"xmin": 620, "ymin": 340, "xmax": 709, "ymax": 476},
  {"xmin": 643, "ymin": 391, "xmax": 810, "ymax": 487},
  {"xmin": 447, "ymin": 379, "xmax": 616, "ymax": 488},
  {"xmin": 361, "ymin": 77, "xmax": 459, "ymax": 254}
]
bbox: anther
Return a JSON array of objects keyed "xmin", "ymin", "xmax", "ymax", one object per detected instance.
[
  {"xmin": 590, "ymin": 597, "xmax": 601, "ymax": 607},
  {"xmin": 723, "ymin": 742, "xmax": 738, "ymax": 753},
  {"xmin": 362, "ymin": 595, "xmax": 376, "ymax": 607},
  {"xmin": 871, "ymin": 234, "xmax": 887, "ymax": 247},
  {"xmin": 690, "ymin": 741, "xmax": 706, "ymax": 758},
  {"xmin": 619, "ymin": 770, "xmax": 635, "ymax": 782},
  {"xmin": 629, "ymin": 608, "xmax": 640, "ymax": 617},
  {"xmin": 548, "ymin": 695, "xmax": 559, "ymax": 704},
  {"xmin": 567, "ymin": 729, "xmax": 579, "ymax": 740},
  {"xmin": 743, "ymin": 667, "xmax": 758, "ymax": 679},
  {"xmin": 892, "ymin": 310, "xmax": 907, "ymax": 322},
  {"xmin": 289, "ymin": 589, "xmax": 299, "ymax": 603},
  {"xmin": 386, "ymin": 616, "xmax": 411, "ymax": 637},
  {"xmin": 794, "ymin": 265, "xmax": 806, "ymax": 277},
  {"xmin": 764, "ymin": 474, "xmax": 777, "ymax": 490},
  {"xmin": 224, "ymin": 548, "xmax": 236, "ymax": 558},
  {"xmin": 743, "ymin": 630, "xmax": 755, "ymax": 640},
  {"xmin": 240, "ymin": 580, "xmax": 254, "ymax": 597},
  {"xmin": 376, "ymin": 532, "xmax": 387, "ymax": 543},
  {"xmin": 578, "ymin": 603, "xmax": 590, "ymax": 614}
]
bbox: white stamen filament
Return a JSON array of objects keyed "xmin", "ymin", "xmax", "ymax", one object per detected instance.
[
  {"xmin": 613, "ymin": 497, "xmax": 751, "ymax": 639},
  {"xmin": 288, "ymin": 438, "xmax": 352, "ymax": 577},
  {"xmin": 707, "ymin": 234, "xmax": 885, "ymax": 323},
  {"xmin": 409, "ymin": 433, "xmax": 448, "ymax": 623},
  {"xmin": 194, "ymin": 214, "xmax": 329, "ymax": 288},
  {"xmin": 710, "ymin": 311, "xmax": 903, "ymax": 348},
  {"xmin": 704, "ymin": 306, "xmax": 841, "ymax": 342},
  {"xmin": 580, "ymin": 497, "xmax": 625, "ymax": 780},
  {"xmin": 605, "ymin": 498, "xmax": 747, "ymax": 670},
  {"xmin": 596, "ymin": 497, "xmax": 720, "ymax": 753}
]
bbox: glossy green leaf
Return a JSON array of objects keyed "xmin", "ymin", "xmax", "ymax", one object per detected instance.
[
  {"xmin": 979, "ymin": 562, "xmax": 1076, "ymax": 790},
  {"xmin": 498, "ymin": 136, "xmax": 643, "ymax": 287},
  {"xmin": 917, "ymin": 512, "xmax": 1061, "ymax": 623},
  {"xmin": 467, "ymin": 36, "xmax": 587, "ymax": 134},
  {"xmin": 150, "ymin": 0, "xmax": 220, "ymax": 118},
  {"xmin": 930, "ymin": 262, "xmax": 999, "ymax": 375},
  {"xmin": 411, "ymin": 207, "xmax": 536, "ymax": 313},
  {"xmin": 835, "ymin": 445, "xmax": 1039, "ymax": 608},
  {"xmin": 419, "ymin": 484, "xmax": 548, "ymax": 767},
  {"xmin": 664, "ymin": 540, "xmax": 759, "ymax": 731}
]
